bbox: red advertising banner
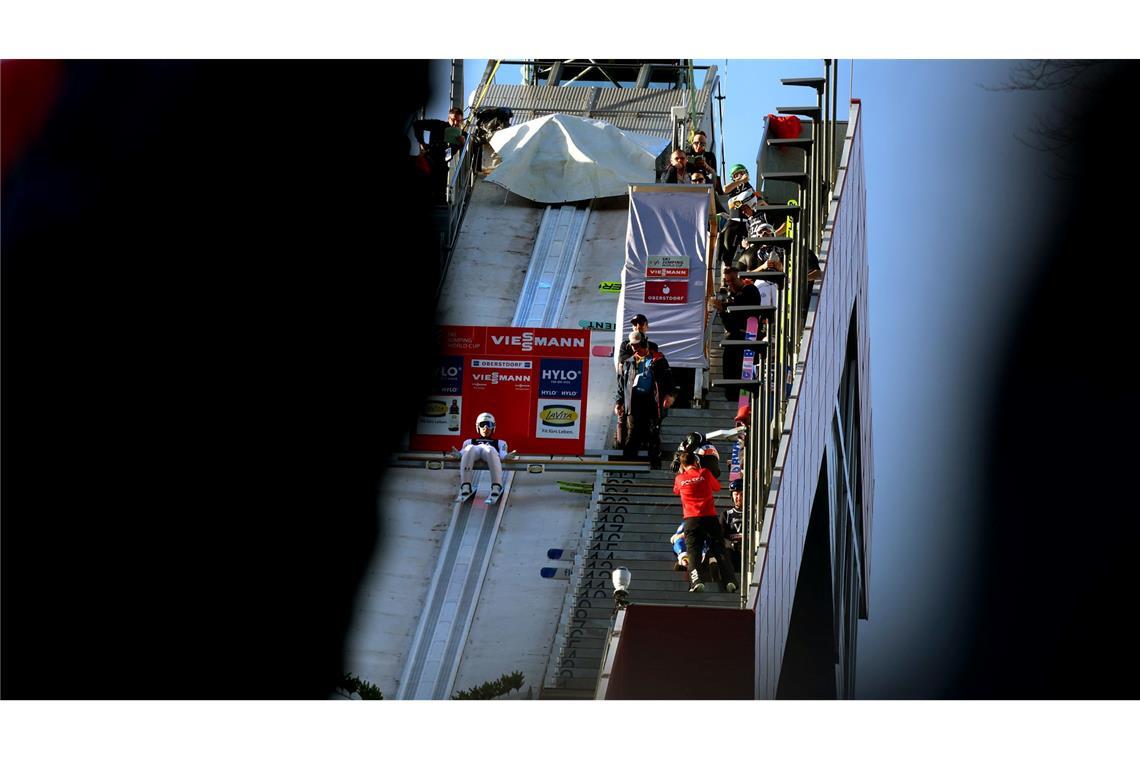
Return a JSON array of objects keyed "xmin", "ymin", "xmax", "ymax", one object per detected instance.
[
  {"xmin": 411, "ymin": 326, "xmax": 590, "ymax": 455},
  {"xmin": 644, "ymin": 280, "xmax": 689, "ymax": 304}
]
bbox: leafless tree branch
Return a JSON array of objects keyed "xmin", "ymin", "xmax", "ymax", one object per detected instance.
[{"xmin": 983, "ymin": 60, "xmax": 1113, "ymax": 176}]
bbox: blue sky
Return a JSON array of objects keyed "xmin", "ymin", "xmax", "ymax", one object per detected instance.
[{"xmin": 428, "ymin": 59, "xmax": 1065, "ymax": 697}]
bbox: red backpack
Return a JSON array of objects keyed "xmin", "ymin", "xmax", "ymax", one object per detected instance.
[{"xmin": 767, "ymin": 114, "xmax": 803, "ymax": 139}]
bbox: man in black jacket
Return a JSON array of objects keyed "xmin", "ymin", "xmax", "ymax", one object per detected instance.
[
  {"xmin": 413, "ymin": 107, "xmax": 465, "ymax": 204},
  {"xmin": 709, "ymin": 264, "xmax": 762, "ymax": 401},
  {"xmin": 614, "ymin": 331, "xmax": 676, "ymax": 467},
  {"xmin": 662, "ymin": 149, "xmax": 693, "ymax": 184}
]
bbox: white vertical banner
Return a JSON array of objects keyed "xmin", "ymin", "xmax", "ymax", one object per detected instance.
[{"xmin": 614, "ymin": 185, "xmax": 712, "ymax": 371}]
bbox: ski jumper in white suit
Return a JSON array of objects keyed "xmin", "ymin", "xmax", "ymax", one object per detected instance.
[{"xmin": 459, "ymin": 436, "xmax": 508, "ymax": 487}]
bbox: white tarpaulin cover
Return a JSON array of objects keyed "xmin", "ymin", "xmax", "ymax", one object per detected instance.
[
  {"xmin": 487, "ymin": 114, "xmax": 667, "ymax": 203},
  {"xmin": 615, "ymin": 186, "xmax": 712, "ymax": 371}
]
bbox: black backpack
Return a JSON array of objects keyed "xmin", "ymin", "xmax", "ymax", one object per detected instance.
[{"xmin": 473, "ymin": 107, "xmax": 513, "ymax": 144}]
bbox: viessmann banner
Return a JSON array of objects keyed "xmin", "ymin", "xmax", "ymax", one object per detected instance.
[{"xmin": 411, "ymin": 326, "xmax": 590, "ymax": 456}]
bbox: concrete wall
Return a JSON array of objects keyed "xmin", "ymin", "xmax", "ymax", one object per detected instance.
[{"xmin": 753, "ymin": 101, "xmax": 871, "ymax": 698}]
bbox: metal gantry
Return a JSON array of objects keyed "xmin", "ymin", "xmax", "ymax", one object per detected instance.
[{"xmin": 710, "ymin": 60, "xmax": 844, "ymax": 604}]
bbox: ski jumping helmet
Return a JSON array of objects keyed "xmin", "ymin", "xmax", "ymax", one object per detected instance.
[
  {"xmin": 683, "ymin": 431, "xmax": 706, "ymax": 451},
  {"xmin": 730, "ymin": 163, "xmax": 748, "ymax": 177},
  {"xmin": 476, "ymin": 412, "xmax": 496, "ymax": 429}
]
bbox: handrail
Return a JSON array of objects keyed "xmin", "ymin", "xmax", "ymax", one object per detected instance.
[
  {"xmin": 438, "ymin": 59, "xmax": 505, "ymax": 294},
  {"xmin": 705, "ymin": 61, "xmax": 845, "ymax": 608},
  {"xmin": 438, "ymin": 122, "xmax": 477, "ymax": 294},
  {"xmin": 593, "ymin": 607, "xmax": 626, "ymax": 699}
]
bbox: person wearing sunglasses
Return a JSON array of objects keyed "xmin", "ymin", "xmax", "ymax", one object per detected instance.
[
  {"xmin": 685, "ymin": 130, "xmax": 720, "ymax": 190},
  {"xmin": 722, "ymin": 163, "xmax": 753, "ymax": 197},
  {"xmin": 450, "ymin": 411, "xmax": 516, "ymax": 505}
]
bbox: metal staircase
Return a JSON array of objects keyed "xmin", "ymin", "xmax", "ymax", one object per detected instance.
[{"xmin": 539, "ymin": 329, "xmax": 748, "ymax": 699}]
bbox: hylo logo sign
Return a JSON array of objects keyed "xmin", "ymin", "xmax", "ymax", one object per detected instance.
[{"xmin": 541, "ymin": 369, "xmax": 580, "ymax": 382}]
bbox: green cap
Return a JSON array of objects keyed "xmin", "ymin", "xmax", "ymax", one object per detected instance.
[{"xmin": 730, "ymin": 163, "xmax": 748, "ymax": 176}]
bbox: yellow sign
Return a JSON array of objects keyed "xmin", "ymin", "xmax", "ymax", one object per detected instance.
[
  {"xmin": 540, "ymin": 405, "xmax": 578, "ymax": 426},
  {"xmin": 598, "ymin": 281, "xmax": 621, "ymax": 294}
]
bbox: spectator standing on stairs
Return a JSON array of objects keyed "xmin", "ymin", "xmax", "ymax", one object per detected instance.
[
  {"xmin": 721, "ymin": 163, "xmax": 753, "ymax": 198},
  {"xmin": 620, "ymin": 314, "xmax": 692, "ymax": 411},
  {"xmin": 662, "ymin": 149, "xmax": 693, "ymax": 184},
  {"xmin": 413, "ymin": 106, "xmax": 466, "ymax": 205},
  {"xmin": 709, "ymin": 264, "xmax": 762, "ymax": 402},
  {"xmin": 734, "ymin": 222, "xmax": 784, "ymax": 274},
  {"xmin": 617, "ymin": 314, "xmax": 658, "ymax": 365},
  {"xmin": 614, "ymin": 330, "xmax": 675, "ymax": 468},
  {"xmin": 685, "ymin": 130, "xmax": 720, "ymax": 191},
  {"xmin": 673, "ymin": 452, "xmax": 735, "ymax": 593},
  {"xmin": 722, "ymin": 481, "xmax": 745, "ymax": 574}
]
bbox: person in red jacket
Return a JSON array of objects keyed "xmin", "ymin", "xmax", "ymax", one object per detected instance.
[{"xmin": 672, "ymin": 452, "xmax": 736, "ymax": 593}]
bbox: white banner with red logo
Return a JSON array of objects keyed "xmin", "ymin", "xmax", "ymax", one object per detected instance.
[
  {"xmin": 411, "ymin": 326, "xmax": 590, "ymax": 455},
  {"xmin": 615, "ymin": 185, "xmax": 712, "ymax": 371}
]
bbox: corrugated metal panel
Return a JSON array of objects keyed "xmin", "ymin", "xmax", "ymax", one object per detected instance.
[
  {"xmin": 593, "ymin": 87, "xmax": 682, "ymax": 113},
  {"xmin": 593, "ymin": 86, "xmax": 711, "ymax": 117},
  {"xmin": 594, "ymin": 114, "xmax": 671, "ymax": 140},
  {"xmin": 479, "ymin": 80, "xmax": 715, "ymax": 141},
  {"xmin": 481, "ymin": 84, "xmax": 592, "ymax": 116}
]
